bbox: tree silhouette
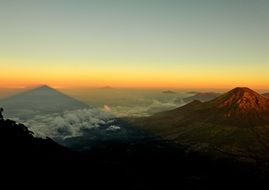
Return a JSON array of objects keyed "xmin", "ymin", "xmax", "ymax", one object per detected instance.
[{"xmin": 0, "ymin": 107, "xmax": 3, "ymax": 120}]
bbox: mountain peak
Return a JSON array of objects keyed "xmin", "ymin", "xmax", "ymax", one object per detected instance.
[
  {"xmin": 0, "ymin": 85, "xmax": 88, "ymax": 119},
  {"xmin": 212, "ymin": 87, "xmax": 269, "ymax": 112},
  {"xmin": 39, "ymin": 84, "xmax": 51, "ymax": 88},
  {"xmin": 230, "ymin": 87, "xmax": 253, "ymax": 92},
  {"xmin": 36, "ymin": 85, "xmax": 55, "ymax": 90},
  {"xmin": 149, "ymin": 87, "xmax": 269, "ymax": 128}
]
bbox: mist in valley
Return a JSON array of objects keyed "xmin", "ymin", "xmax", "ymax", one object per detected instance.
[
  {"xmin": 0, "ymin": 87, "xmax": 191, "ymax": 149},
  {"xmin": 61, "ymin": 88, "xmax": 189, "ymax": 117}
]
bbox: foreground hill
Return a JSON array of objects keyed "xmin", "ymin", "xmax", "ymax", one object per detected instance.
[
  {"xmin": 132, "ymin": 87, "xmax": 269, "ymax": 165},
  {"xmin": 0, "ymin": 109, "xmax": 73, "ymax": 160}
]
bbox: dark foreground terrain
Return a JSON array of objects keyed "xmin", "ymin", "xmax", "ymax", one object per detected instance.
[{"xmin": 0, "ymin": 109, "xmax": 269, "ymax": 190}]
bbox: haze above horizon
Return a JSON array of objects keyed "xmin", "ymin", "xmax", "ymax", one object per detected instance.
[{"xmin": 1, "ymin": 0, "xmax": 269, "ymax": 89}]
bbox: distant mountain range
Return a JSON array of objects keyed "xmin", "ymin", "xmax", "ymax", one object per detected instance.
[
  {"xmin": 183, "ymin": 92, "xmax": 222, "ymax": 103},
  {"xmin": 132, "ymin": 87, "xmax": 269, "ymax": 164},
  {"xmin": 100, "ymin": 85, "xmax": 114, "ymax": 89},
  {"xmin": 162, "ymin": 90, "xmax": 176, "ymax": 94},
  {"xmin": 0, "ymin": 85, "xmax": 89, "ymax": 119}
]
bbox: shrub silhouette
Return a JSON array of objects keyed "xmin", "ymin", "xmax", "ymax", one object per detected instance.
[
  {"xmin": 0, "ymin": 107, "xmax": 71, "ymax": 160},
  {"xmin": 0, "ymin": 107, "xmax": 3, "ymax": 120}
]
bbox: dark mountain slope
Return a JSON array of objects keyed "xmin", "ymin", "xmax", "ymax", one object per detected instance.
[
  {"xmin": 263, "ymin": 92, "xmax": 269, "ymax": 98},
  {"xmin": 0, "ymin": 109, "xmax": 73, "ymax": 160}
]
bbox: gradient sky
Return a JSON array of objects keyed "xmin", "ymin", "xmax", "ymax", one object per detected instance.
[{"xmin": 0, "ymin": 0, "xmax": 269, "ymax": 89}]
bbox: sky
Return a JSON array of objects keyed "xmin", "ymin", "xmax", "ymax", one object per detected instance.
[{"xmin": 0, "ymin": 0, "xmax": 269, "ymax": 89}]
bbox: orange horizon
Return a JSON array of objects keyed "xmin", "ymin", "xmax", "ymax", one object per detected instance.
[
  {"xmin": 0, "ymin": 82, "xmax": 268, "ymax": 91},
  {"xmin": 1, "ymin": 56, "xmax": 269, "ymax": 91}
]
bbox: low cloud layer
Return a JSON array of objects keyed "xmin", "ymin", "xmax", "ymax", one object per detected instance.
[
  {"xmin": 20, "ymin": 108, "xmax": 119, "ymax": 139},
  {"xmin": 13, "ymin": 96, "xmax": 186, "ymax": 140},
  {"xmin": 107, "ymin": 98, "xmax": 185, "ymax": 117}
]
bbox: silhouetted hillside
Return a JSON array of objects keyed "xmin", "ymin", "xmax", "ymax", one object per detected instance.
[{"xmin": 0, "ymin": 108, "xmax": 73, "ymax": 161}]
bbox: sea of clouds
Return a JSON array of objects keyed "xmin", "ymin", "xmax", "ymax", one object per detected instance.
[
  {"xmin": 15, "ymin": 97, "xmax": 186, "ymax": 140},
  {"xmin": 20, "ymin": 108, "xmax": 120, "ymax": 139},
  {"xmin": 107, "ymin": 97, "xmax": 185, "ymax": 117}
]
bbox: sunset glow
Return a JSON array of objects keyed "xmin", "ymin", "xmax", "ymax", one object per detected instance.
[{"xmin": 1, "ymin": 0, "xmax": 268, "ymax": 89}]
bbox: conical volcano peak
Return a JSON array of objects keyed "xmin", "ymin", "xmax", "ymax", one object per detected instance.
[
  {"xmin": 25, "ymin": 85, "xmax": 63, "ymax": 96},
  {"xmin": 227, "ymin": 87, "xmax": 258, "ymax": 96},
  {"xmin": 212, "ymin": 87, "xmax": 269, "ymax": 113},
  {"xmin": 34, "ymin": 85, "xmax": 55, "ymax": 91},
  {"xmin": 39, "ymin": 84, "xmax": 52, "ymax": 89},
  {"xmin": 0, "ymin": 84, "xmax": 88, "ymax": 119}
]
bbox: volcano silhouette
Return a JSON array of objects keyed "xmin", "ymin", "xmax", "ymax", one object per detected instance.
[{"xmin": 0, "ymin": 85, "xmax": 89, "ymax": 119}]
